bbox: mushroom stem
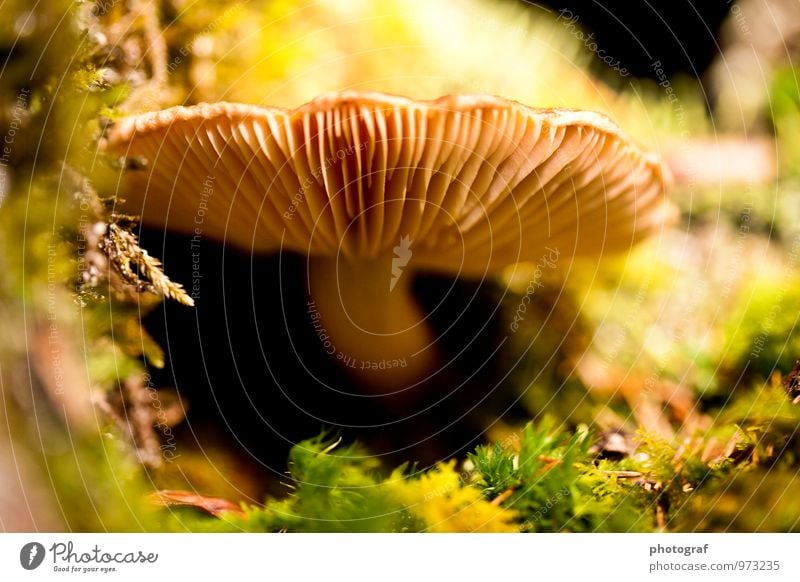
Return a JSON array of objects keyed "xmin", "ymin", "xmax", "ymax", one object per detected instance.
[{"xmin": 307, "ymin": 256, "xmax": 437, "ymax": 392}]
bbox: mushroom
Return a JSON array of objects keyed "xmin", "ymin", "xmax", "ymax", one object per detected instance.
[{"xmin": 106, "ymin": 92, "xmax": 673, "ymax": 391}]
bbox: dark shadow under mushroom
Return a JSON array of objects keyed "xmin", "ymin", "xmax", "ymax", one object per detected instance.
[{"xmin": 138, "ymin": 227, "xmax": 531, "ymax": 484}]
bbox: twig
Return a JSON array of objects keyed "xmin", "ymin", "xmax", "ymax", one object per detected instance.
[{"xmin": 490, "ymin": 487, "xmax": 516, "ymax": 507}]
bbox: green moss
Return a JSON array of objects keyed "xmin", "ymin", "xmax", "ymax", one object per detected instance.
[
  {"xmin": 771, "ymin": 67, "xmax": 800, "ymax": 178},
  {"xmin": 720, "ymin": 275, "xmax": 800, "ymax": 382}
]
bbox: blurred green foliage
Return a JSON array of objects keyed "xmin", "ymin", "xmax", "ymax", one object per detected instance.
[
  {"xmin": 771, "ymin": 67, "xmax": 800, "ymax": 177},
  {"xmin": 0, "ymin": 0, "xmax": 162, "ymax": 531}
]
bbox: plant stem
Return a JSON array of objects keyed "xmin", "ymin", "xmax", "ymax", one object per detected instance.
[{"xmin": 307, "ymin": 256, "xmax": 437, "ymax": 393}]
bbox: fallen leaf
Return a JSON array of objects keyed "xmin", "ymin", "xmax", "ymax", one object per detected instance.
[{"xmin": 149, "ymin": 490, "xmax": 245, "ymax": 518}]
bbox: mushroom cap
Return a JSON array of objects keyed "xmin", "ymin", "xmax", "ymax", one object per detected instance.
[{"xmin": 107, "ymin": 92, "xmax": 674, "ymax": 275}]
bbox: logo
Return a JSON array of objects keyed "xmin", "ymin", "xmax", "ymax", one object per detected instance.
[
  {"xmin": 390, "ymin": 235, "xmax": 413, "ymax": 292},
  {"xmin": 20, "ymin": 542, "xmax": 46, "ymax": 570}
]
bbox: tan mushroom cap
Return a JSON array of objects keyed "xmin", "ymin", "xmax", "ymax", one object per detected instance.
[
  {"xmin": 107, "ymin": 92, "xmax": 674, "ymax": 391},
  {"xmin": 107, "ymin": 92, "xmax": 674, "ymax": 276}
]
